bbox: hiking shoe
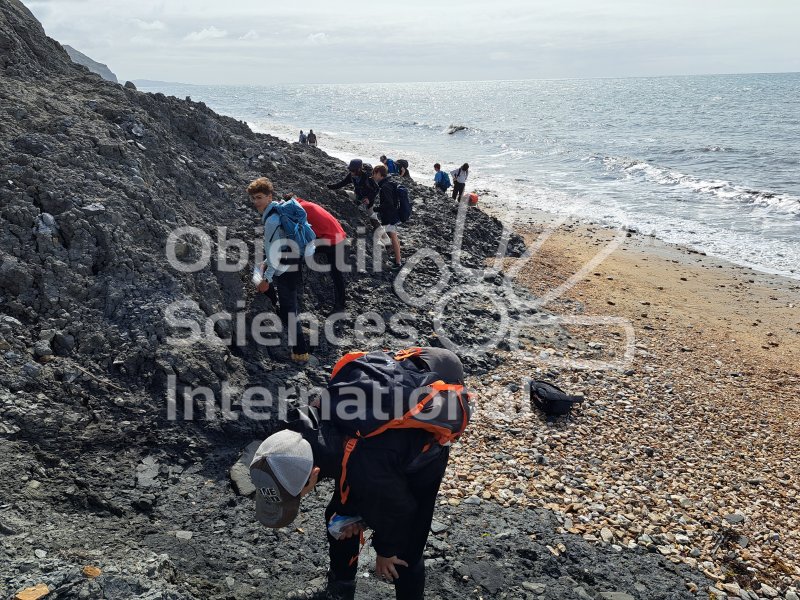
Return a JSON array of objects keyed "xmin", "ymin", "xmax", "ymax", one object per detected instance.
[
  {"xmin": 291, "ymin": 352, "xmax": 310, "ymax": 364},
  {"xmin": 390, "ymin": 261, "xmax": 405, "ymax": 271},
  {"xmin": 286, "ymin": 578, "xmax": 356, "ymax": 600}
]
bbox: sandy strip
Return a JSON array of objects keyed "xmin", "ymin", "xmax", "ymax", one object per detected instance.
[{"xmin": 444, "ymin": 206, "xmax": 800, "ymax": 594}]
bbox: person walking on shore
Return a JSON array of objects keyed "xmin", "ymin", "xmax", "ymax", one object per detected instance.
[
  {"xmin": 247, "ymin": 177, "xmax": 312, "ymax": 363},
  {"xmin": 450, "ymin": 163, "xmax": 469, "ymax": 201},
  {"xmin": 433, "ymin": 163, "xmax": 451, "ymax": 194},
  {"xmin": 372, "ymin": 163, "xmax": 403, "ymax": 269},
  {"xmin": 293, "ymin": 196, "xmax": 348, "ymax": 314},
  {"xmin": 251, "ymin": 347, "xmax": 470, "ymax": 600},
  {"xmin": 299, "ymin": 130, "xmax": 307, "ymax": 145},
  {"xmin": 307, "ymin": 129, "xmax": 317, "ymax": 147}
]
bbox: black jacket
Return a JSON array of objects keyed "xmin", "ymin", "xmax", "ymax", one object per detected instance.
[
  {"xmin": 376, "ymin": 177, "xmax": 401, "ymax": 226},
  {"xmin": 305, "ymin": 423, "xmax": 446, "ymax": 558},
  {"xmin": 328, "ymin": 172, "xmax": 378, "ymax": 207}
]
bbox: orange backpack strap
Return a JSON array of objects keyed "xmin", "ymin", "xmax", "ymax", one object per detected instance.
[
  {"xmin": 339, "ymin": 438, "xmax": 359, "ymax": 504},
  {"xmin": 394, "ymin": 347, "xmax": 423, "ymax": 362},
  {"xmin": 362, "ymin": 380, "xmax": 469, "ymax": 444},
  {"xmin": 331, "ymin": 351, "xmax": 368, "ymax": 380},
  {"xmin": 429, "ymin": 381, "xmax": 464, "ymax": 393},
  {"xmin": 428, "ymin": 381, "xmax": 470, "ymax": 441}
]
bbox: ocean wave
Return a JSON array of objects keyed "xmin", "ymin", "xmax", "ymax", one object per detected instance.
[
  {"xmin": 667, "ymin": 145, "xmax": 735, "ymax": 154},
  {"xmin": 593, "ymin": 155, "xmax": 800, "ymax": 215}
]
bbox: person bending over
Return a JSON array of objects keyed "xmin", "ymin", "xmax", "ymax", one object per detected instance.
[{"xmin": 250, "ymin": 347, "xmax": 470, "ymax": 600}]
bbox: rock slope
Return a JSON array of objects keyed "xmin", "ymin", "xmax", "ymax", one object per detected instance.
[{"xmin": 63, "ymin": 45, "xmax": 118, "ymax": 83}]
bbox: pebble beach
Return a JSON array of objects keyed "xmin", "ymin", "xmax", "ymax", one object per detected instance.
[{"xmin": 444, "ymin": 209, "xmax": 800, "ymax": 597}]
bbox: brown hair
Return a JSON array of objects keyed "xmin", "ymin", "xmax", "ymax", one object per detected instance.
[
  {"xmin": 373, "ymin": 164, "xmax": 388, "ymax": 177},
  {"xmin": 247, "ymin": 177, "xmax": 274, "ymax": 197}
]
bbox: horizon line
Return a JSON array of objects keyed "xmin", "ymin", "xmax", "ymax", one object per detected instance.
[{"xmin": 131, "ymin": 70, "xmax": 800, "ymax": 88}]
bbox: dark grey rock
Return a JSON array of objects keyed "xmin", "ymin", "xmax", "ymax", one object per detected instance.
[
  {"xmin": 230, "ymin": 440, "xmax": 261, "ymax": 497},
  {"xmin": 724, "ymin": 513, "xmax": 746, "ymax": 525},
  {"xmin": 22, "ymin": 362, "xmax": 42, "ymax": 377},
  {"xmin": 136, "ymin": 457, "xmax": 160, "ymax": 488},
  {"xmin": 430, "ymin": 520, "xmax": 449, "ymax": 534},
  {"xmin": 33, "ymin": 339, "xmax": 53, "ymax": 358}
]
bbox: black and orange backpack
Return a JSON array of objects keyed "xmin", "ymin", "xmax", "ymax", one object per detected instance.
[{"xmin": 325, "ymin": 347, "xmax": 472, "ymax": 503}]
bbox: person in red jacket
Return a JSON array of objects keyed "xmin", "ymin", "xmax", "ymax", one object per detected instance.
[{"xmin": 289, "ymin": 195, "xmax": 347, "ymax": 313}]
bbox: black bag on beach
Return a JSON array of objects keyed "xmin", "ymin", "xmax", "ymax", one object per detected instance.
[{"xmin": 528, "ymin": 380, "xmax": 584, "ymax": 419}]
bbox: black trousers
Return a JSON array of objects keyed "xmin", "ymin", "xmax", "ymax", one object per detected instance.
[
  {"xmin": 325, "ymin": 450, "xmax": 449, "ymax": 600},
  {"xmin": 315, "ymin": 243, "xmax": 346, "ymax": 310},
  {"xmin": 272, "ymin": 267, "xmax": 309, "ymax": 354},
  {"xmin": 452, "ymin": 181, "xmax": 465, "ymax": 201}
]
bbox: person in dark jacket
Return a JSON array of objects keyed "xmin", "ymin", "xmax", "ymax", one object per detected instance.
[
  {"xmin": 250, "ymin": 348, "xmax": 467, "ymax": 600},
  {"xmin": 327, "ymin": 159, "xmax": 379, "ymax": 218},
  {"xmin": 372, "ymin": 163, "xmax": 402, "ymax": 269},
  {"xmin": 395, "ymin": 159, "xmax": 412, "ymax": 181}
]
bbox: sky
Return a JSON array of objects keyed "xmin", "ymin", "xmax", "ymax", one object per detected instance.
[{"xmin": 23, "ymin": 0, "xmax": 800, "ymax": 85}]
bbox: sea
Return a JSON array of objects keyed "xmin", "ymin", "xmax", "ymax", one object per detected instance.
[{"xmin": 138, "ymin": 73, "xmax": 800, "ymax": 280}]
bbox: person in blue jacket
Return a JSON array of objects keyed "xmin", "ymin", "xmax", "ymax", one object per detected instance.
[
  {"xmin": 380, "ymin": 155, "xmax": 399, "ymax": 175},
  {"xmin": 433, "ymin": 163, "xmax": 451, "ymax": 194},
  {"xmin": 247, "ymin": 177, "xmax": 311, "ymax": 363}
]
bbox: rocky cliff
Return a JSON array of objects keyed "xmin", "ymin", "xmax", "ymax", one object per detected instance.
[{"xmin": 63, "ymin": 44, "xmax": 118, "ymax": 83}]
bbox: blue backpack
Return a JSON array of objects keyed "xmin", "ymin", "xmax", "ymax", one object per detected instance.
[
  {"xmin": 386, "ymin": 158, "xmax": 398, "ymax": 175},
  {"xmin": 265, "ymin": 198, "xmax": 316, "ymax": 256},
  {"xmin": 437, "ymin": 171, "xmax": 451, "ymax": 190},
  {"xmin": 396, "ymin": 184, "xmax": 412, "ymax": 222}
]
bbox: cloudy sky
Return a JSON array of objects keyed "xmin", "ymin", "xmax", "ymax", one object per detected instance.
[{"xmin": 24, "ymin": 0, "xmax": 800, "ymax": 84}]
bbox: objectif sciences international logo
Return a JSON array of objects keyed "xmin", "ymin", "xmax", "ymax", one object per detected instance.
[{"xmin": 395, "ymin": 197, "xmax": 635, "ymax": 371}]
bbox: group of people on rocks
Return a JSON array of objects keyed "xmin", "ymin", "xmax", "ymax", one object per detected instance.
[
  {"xmin": 244, "ymin": 150, "xmax": 477, "ymax": 600},
  {"xmin": 380, "ymin": 154, "xmax": 471, "ymax": 200},
  {"xmin": 327, "ymin": 158, "xmax": 404, "ymax": 270},
  {"xmin": 246, "ymin": 155, "xmax": 473, "ymax": 363},
  {"xmin": 298, "ymin": 129, "xmax": 318, "ymax": 146}
]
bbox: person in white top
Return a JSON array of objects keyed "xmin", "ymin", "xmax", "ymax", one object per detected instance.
[{"xmin": 450, "ymin": 163, "xmax": 469, "ymax": 201}]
